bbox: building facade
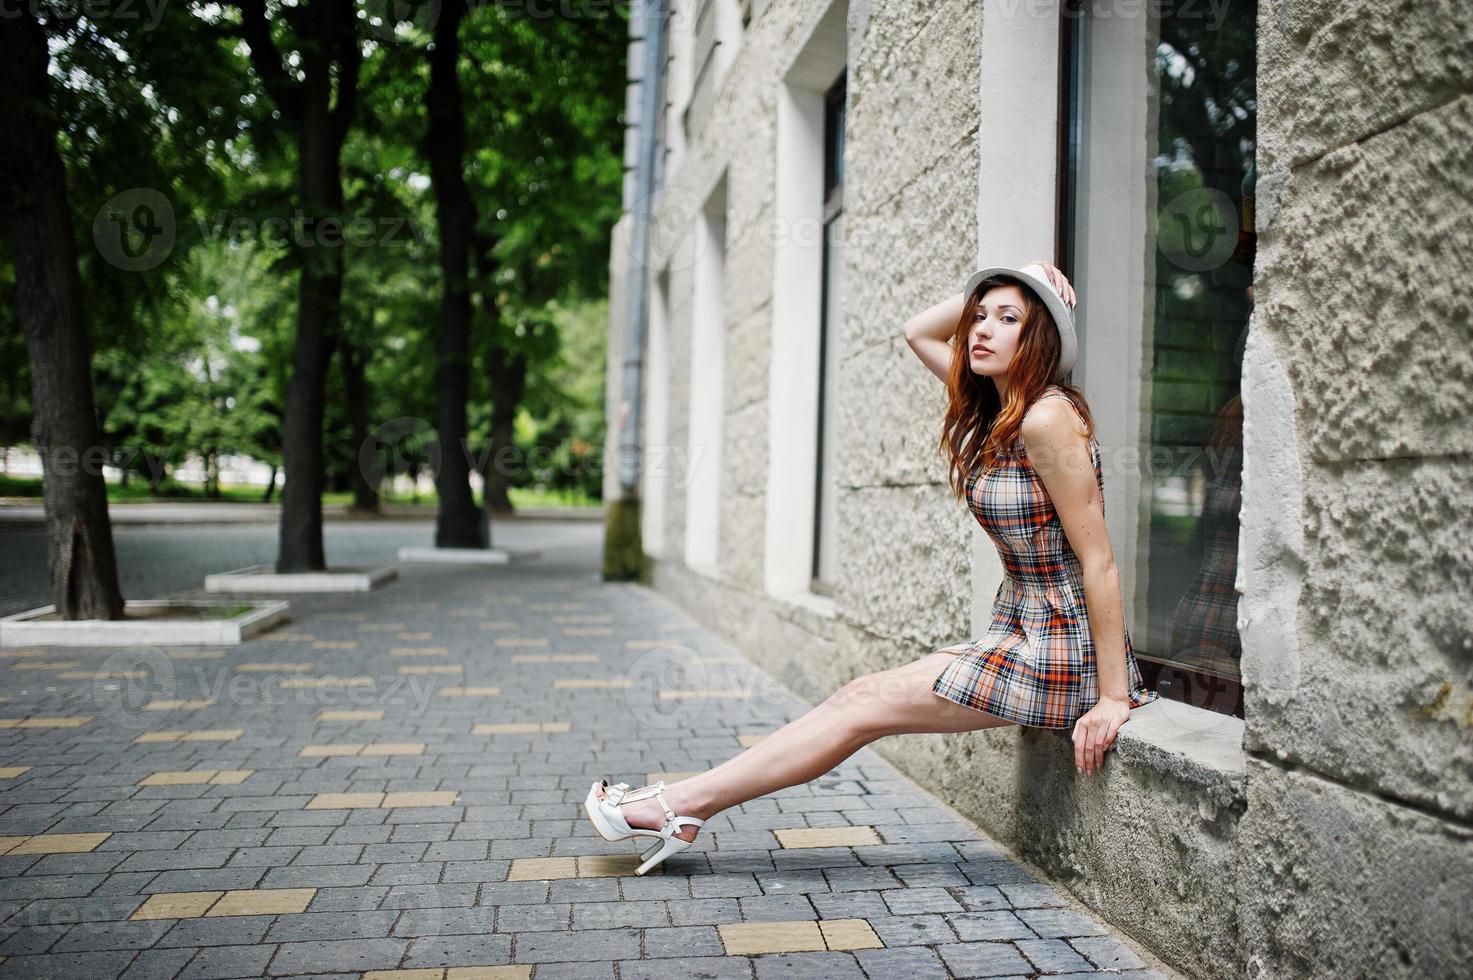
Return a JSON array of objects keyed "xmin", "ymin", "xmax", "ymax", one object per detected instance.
[{"xmin": 603, "ymin": 1, "xmax": 1473, "ymax": 976}]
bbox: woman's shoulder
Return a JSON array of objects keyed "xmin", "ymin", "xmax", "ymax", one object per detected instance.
[{"xmin": 1023, "ymin": 385, "xmax": 1090, "ymax": 439}]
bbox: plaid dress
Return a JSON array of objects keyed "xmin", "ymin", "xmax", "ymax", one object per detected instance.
[{"xmin": 931, "ymin": 387, "xmax": 1159, "ymax": 729}]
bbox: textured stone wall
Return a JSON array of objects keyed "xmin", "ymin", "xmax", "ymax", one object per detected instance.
[{"xmin": 1239, "ymin": 1, "xmax": 1473, "ymax": 976}]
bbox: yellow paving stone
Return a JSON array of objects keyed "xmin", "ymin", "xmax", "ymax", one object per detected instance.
[
  {"xmin": 168, "ymin": 651, "xmax": 226, "ymax": 660},
  {"xmin": 552, "ymin": 614, "xmax": 612, "ymax": 624},
  {"xmin": 143, "ymin": 699, "xmax": 217, "ymax": 711},
  {"xmin": 317, "ymin": 709, "xmax": 385, "ymax": 721},
  {"xmin": 205, "ymin": 888, "xmax": 315, "ymax": 916},
  {"xmin": 471, "ymin": 722, "xmax": 569, "ymax": 734},
  {"xmin": 438, "ymin": 687, "xmax": 502, "ymax": 697},
  {"xmin": 4, "ymin": 649, "xmax": 45, "ymax": 657},
  {"xmin": 9, "ymin": 833, "xmax": 110, "ymax": 854},
  {"xmin": 819, "ymin": 918, "xmax": 884, "ymax": 951},
  {"xmin": 397, "ymin": 665, "xmax": 463, "ymax": 675},
  {"xmin": 298, "ymin": 743, "xmax": 366, "ymax": 757},
  {"xmin": 718, "ymin": 920, "xmax": 827, "ymax": 955},
  {"xmin": 0, "ymin": 767, "xmax": 32, "ymax": 779},
  {"xmin": 506, "ymin": 857, "xmax": 578, "ymax": 881},
  {"xmin": 561, "ymin": 627, "xmax": 612, "ymax": 637},
  {"xmin": 528, "ymin": 602, "xmax": 583, "ymax": 611},
  {"xmin": 235, "ymin": 663, "xmax": 312, "ymax": 672},
  {"xmin": 180, "ymin": 730, "xmax": 243, "ymax": 742},
  {"xmin": 134, "ymin": 731, "xmax": 188, "ymax": 743},
  {"xmin": 773, "ymin": 826, "xmax": 882, "ymax": 849},
  {"xmin": 478, "ymin": 621, "xmax": 516, "ymax": 630},
  {"xmin": 394, "ymin": 632, "xmax": 435, "ymax": 642},
  {"xmin": 510, "ymin": 654, "xmax": 599, "ymax": 664},
  {"xmin": 553, "ymin": 679, "xmax": 632, "ymax": 689},
  {"xmin": 737, "ymin": 734, "xmax": 769, "ymax": 748},
  {"xmin": 131, "ymin": 891, "xmax": 223, "ymax": 920},
  {"xmin": 358, "ymin": 742, "xmax": 424, "ymax": 756},
  {"xmin": 449, "ymin": 608, "xmax": 485, "ymax": 617},
  {"xmin": 574, "ymin": 854, "xmax": 651, "ymax": 878},
  {"xmin": 262, "ymin": 632, "xmax": 315, "ymax": 641},
  {"xmin": 646, "ymin": 772, "xmax": 700, "ymax": 784},
  {"xmin": 363, "ymin": 971, "xmax": 445, "ymax": 980},
  {"xmin": 280, "ymin": 677, "xmax": 375, "ymax": 688},
  {"xmin": 392, "ymin": 647, "xmax": 448, "ymax": 657},
  {"xmin": 306, "ymin": 792, "xmax": 386, "ymax": 810},
  {"xmin": 494, "ymin": 638, "xmax": 549, "ymax": 647},
  {"xmin": 311, "ymin": 640, "xmax": 359, "ymax": 650},
  {"xmin": 659, "ymin": 690, "xmax": 751, "ymax": 700},
  {"xmin": 382, "ymin": 791, "xmax": 458, "ymax": 808},
  {"xmin": 320, "ymin": 612, "xmax": 367, "ymax": 621},
  {"xmin": 211, "ymin": 770, "xmax": 253, "ymax": 784},
  {"xmin": 357, "ymin": 623, "xmax": 407, "ymax": 632},
  {"xmin": 448, "ymin": 970, "xmax": 532, "ymax": 980},
  {"xmin": 56, "ymin": 670, "xmax": 149, "ymax": 680},
  {"xmin": 699, "ymin": 656, "xmax": 748, "ymax": 665},
  {"xmin": 0, "ymin": 717, "xmax": 92, "ymax": 729},
  {"xmin": 0, "ymin": 837, "xmax": 30, "ymax": 855},
  {"xmin": 11, "ymin": 661, "xmax": 82, "ymax": 669},
  {"xmin": 624, "ymin": 640, "xmax": 666, "ymax": 650}
]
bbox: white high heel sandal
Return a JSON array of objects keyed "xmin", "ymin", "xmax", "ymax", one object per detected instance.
[{"xmin": 582, "ymin": 778, "xmax": 705, "ymax": 876}]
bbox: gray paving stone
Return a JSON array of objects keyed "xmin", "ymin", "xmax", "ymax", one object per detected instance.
[
  {"xmin": 752, "ymin": 951, "xmax": 866, "ymax": 979},
  {"xmin": 178, "ymin": 943, "xmax": 278, "ymax": 979},
  {"xmin": 401, "ymin": 932, "xmax": 512, "ymax": 969},
  {"xmin": 618, "ymin": 957, "xmax": 754, "ymax": 980},
  {"xmin": 392, "ymin": 905, "xmax": 495, "ymax": 937},
  {"xmin": 935, "ymin": 940, "xmax": 1035, "ymax": 977},
  {"xmin": 512, "ymin": 927, "xmax": 640, "ymax": 963},
  {"xmin": 119, "ymin": 947, "xmax": 198, "ymax": 980},
  {"xmin": 947, "ymin": 910, "xmax": 1035, "ymax": 942},
  {"xmin": 570, "ymin": 899, "xmax": 669, "ymax": 930},
  {"xmin": 1070, "ymin": 934, "xmax": 1150, "ymax": 970},
  {"xmin": 0, "ymin": 950, "xmax": 139, "ymax": 979},
  {"xmin": 1015, "ymin": 937, "xmax": 1096, "ymax": 973},
  {"xmin": 48, "ymin": 918, "xmax": 172, "ymax": 951},
  {"xmin": 157, "ymin": 915, "xmax": 272, "ymax": 948},
  {"xmin": 868, "ymin": 913, "xmax": 958, "ymax": 947},
  {"xmin": 854, "ymin": 945, "xmax": 950, "ymax": 978},
  {"xmin": 263, "ymin": 909, "xmax": 399, "ymax": 943},
  {"xmin": 266, "ymin": 937, "xmax": 407, "ymax": 975}
]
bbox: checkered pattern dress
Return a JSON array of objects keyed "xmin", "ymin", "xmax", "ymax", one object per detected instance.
[{"xmin": 931, "ymin": 387, "xmax": 1160, "ymax": 729}]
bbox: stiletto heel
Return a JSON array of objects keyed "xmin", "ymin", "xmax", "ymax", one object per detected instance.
[{"xmin": 582, "ymin": 778, "xmax": 705, "ymax": 876}]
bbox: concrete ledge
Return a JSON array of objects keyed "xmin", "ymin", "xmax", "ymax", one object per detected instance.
[
  {"xmin": 1113, "ymin": 696, "xmax": 1247, "ymax": 802},
  {"xmin": 0, "ymin": 599, "xmax": 290, "ymax": 647},
  {"xmin": 396, "ymin": 546, "xmax": 540, "ymax": 564},
  {"xmin": 204, "ymin": 565, "xmax": 397, "ymax": 593}
]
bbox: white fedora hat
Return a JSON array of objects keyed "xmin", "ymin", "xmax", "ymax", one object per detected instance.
[{"xmin": 961, "ymin": 261, "xmax": 1078, "ymax": 381}]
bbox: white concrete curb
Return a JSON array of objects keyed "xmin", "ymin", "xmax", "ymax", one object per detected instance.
[
  {"xmin": 0, "ymin": 598, "xmax": 290, "ymax": 647},
  {"xmin": 396, "ymin": 547, "xmax": 541, "ymax": 565},
  {"xmin": 203, "ymin": 564, "xmax": 398, "ymax": 593}
]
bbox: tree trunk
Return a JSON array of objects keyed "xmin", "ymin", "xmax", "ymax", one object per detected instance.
[
  {"xmin": 340, "ymin": 337, "xmax": 378, "ymax": 514},
  {"xmin": 0, "ymin": 10, "xmax": 124, "ymax": 620},
  {"xmin": 263, "ymin": 463, "xmax": 277, "ymax": 503},
  {"xmin": 269, "ymin": 0, "xmax": 358, "ymax": 572},
  {"xmin": 483, "ymin": 350, "xmax": 527, "ymax": 516},
  {"xmin": 425, "ymin": 0, "xmax": 485, "ymax": 549}
]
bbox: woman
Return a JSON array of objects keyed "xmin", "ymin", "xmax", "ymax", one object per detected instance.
[{"xmin": 584, "ymin": 259, "xmax": 1159, "ymax": 875}]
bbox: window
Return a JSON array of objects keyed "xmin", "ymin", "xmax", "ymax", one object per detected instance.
[
  {"xmin": 811, "ymin": 74, "xmax": 845, "ymax": 594},
  {"xmin": 1061, "ymin": 0, "xmax": 1256, "ymax": 718},
  {"xmin": 685, "ymin": 177, "xmax": 728, "ymax": 573}
]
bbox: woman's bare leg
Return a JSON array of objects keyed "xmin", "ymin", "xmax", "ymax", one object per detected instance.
[{"xmin": 595, "ymin": 653, "xmax": 1013, "ymax": 840}]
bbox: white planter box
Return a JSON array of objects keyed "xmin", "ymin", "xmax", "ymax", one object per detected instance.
[
  {"xmin": 396, "ymin": 547, "xmax": 541, "ymax": 565},
  {"xmin": 0, "ymin": 599, "xmax": 290, "ymax": 648},
  {"xmin": 204, "ymin": 564, "xmax": 397, "ymax": 594}
]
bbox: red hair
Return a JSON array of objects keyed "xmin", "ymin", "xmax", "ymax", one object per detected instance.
[{"xmin": 937, "ymin": 275, "xmax": 1095, "ymax": 500}]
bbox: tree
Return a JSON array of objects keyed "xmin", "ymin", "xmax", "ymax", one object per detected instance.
[
  {"xmin": 234, "ymin": 0, "xmax": 363, "ymax": 571},
  {"xmin": 0, "ymin": 9, "xmax": 123, "ymax": 618}
]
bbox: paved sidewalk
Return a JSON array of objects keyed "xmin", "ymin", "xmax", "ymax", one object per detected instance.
[{"xmin": 0, "ymin": 540, "xmax": 1176, "ymax": 978}]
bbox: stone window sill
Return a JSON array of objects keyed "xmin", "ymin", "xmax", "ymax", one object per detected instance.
[{"xmin": 1109, "ymin": 697, "xmax": 1246, "ymax": 801}]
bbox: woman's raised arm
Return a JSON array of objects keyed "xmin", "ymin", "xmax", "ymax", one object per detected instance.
[{"xmin": 902, "ymin": 290, "xmax": 965, "ymax": 383}]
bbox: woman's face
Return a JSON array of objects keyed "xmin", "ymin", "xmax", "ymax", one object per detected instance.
[{"xmin": 967, "ymin": 283, "xmax": 1026, "ymax": 378}]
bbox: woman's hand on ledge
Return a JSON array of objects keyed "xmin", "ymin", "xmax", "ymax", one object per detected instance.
[{"xmin": 1072, "ymin": 695, "xmax": 1131, "ymax": 775}]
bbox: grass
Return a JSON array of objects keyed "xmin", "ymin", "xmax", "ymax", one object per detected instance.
[
  {"xmin": 0, "ymin": 474, "xmax": 598, "ymax": 510},
  {"xmin": 31, "ymin": 602, "xmax": 258, "ymax": 622}
]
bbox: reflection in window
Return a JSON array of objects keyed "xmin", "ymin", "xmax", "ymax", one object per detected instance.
[{"xmin": 1063, "ymin": 0, "xmax": 1256, "ymax": 718}]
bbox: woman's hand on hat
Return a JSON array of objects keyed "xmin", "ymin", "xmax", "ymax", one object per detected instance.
[{"xmin": 1031, "ymin": 259, "xmax": 1078, "ymax": 308}]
